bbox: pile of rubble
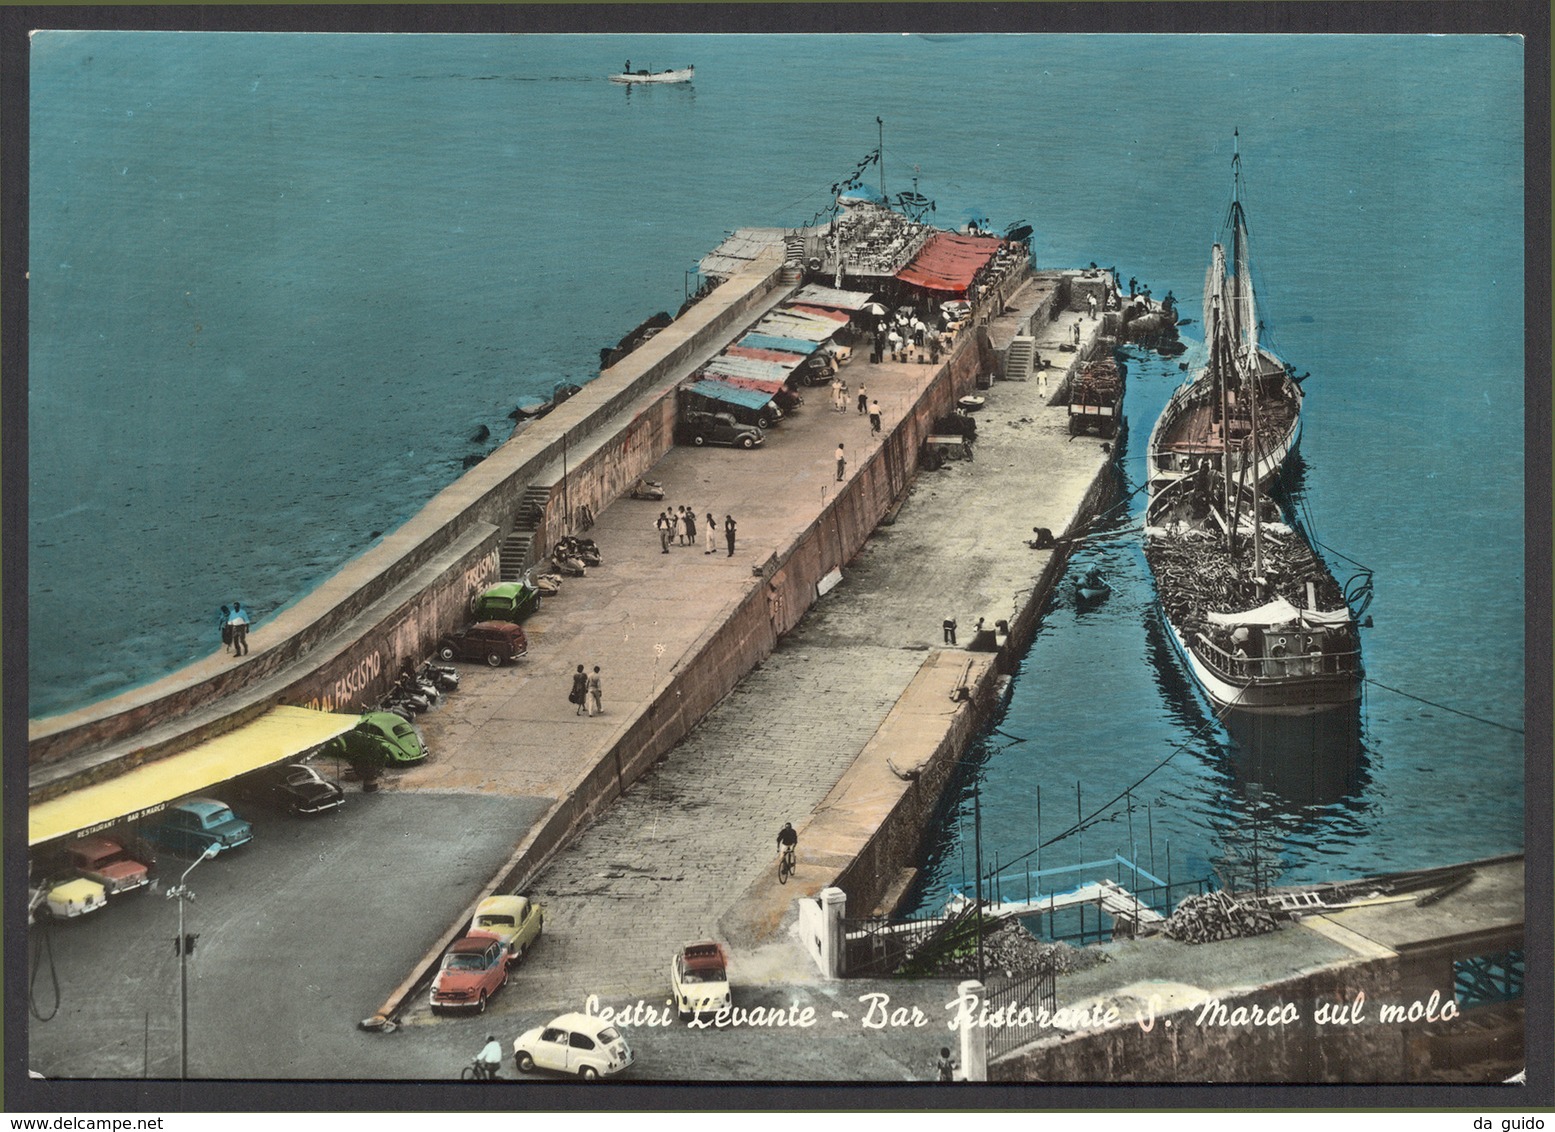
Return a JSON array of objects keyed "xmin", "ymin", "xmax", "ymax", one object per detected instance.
[{"xmin": 1161, "ymin": 890, "xmax": 1278, "ymax": 944}]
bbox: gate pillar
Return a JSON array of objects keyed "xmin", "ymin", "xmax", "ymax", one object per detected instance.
[
  {"xmin": 819, "ymin": 886, "xmax": 847, "ymax": 978},
  {"xmin": 957, "ymin": 978, "xmax": 988, "ymax": 1082}
]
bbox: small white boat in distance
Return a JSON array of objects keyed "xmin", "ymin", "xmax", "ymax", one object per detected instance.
[{"xmin": 609, "ymin": 65, "xmax": 694, "ymax": 85}]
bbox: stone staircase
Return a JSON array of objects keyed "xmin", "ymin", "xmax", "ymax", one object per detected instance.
[
  {"xmin": 500, "ymin": 485, "xmax": 552, "ymax": 581},
  {"xmin": 1004, "ymin": 335, "xmax": 1036, "ymax": 382}
]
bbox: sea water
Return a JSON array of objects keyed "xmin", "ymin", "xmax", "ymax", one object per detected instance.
[{"xmin": 28, "ymin": 32, "xmax": 1524, "ymax": 884}]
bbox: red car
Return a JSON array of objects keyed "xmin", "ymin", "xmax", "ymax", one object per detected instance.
[{"xmin": 430, "ymin": 931, "xmax": 509, "ymax": 1014}]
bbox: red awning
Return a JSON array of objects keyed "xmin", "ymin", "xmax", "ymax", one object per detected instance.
[{"xmin": 895, "ymin": 232, "xmax": 1004, "ymax": 295}]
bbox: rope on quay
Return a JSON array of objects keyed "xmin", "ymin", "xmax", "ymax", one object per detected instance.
[{"xmin": 1364, "ymin": 678, "xmax": 1524, "ymax": 736}]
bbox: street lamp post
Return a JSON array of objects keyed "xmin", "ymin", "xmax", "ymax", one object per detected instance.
[{"xmin": 167, "ymin": 845, "xmax": 219, "ymax": 1079}]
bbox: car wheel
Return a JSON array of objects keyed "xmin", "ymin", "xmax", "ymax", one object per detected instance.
[
  {"xmin": 692, "ymin": 434, "xmax": 706, "ymax": 446},
  {"xmin": 486, "ymin": 653, "xmax": 503, "ymax": 667},
  {"xmin": 438, "ymin": 645, "xmax": 456, "ymax": 661},
  {"xmin": 757, "ymin": 416, "xmax": 771, "ymax": 429},
  {"xmin": 579, "ymin": 1065, "xmax": 599, "ymax": 1080},
  {"xmin": 516, "ymin": 1052, "xmax": 535, "ymax": 1074},
  {"xmin": 740, "ymin": 436, "xmax": 755, "ymax": 449},
  {"xmin": 476, "ymin": 992, "xmax": 488, "ymax": 1014}
]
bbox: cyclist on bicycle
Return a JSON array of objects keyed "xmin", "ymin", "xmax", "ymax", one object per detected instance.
[
  {"xmin": 777, "ymin": 821, "xmax": 798, "ymax": 865},
  {"xmin": 474, "ymin": 1034, "xmax": 502, "ymax": 1081}
]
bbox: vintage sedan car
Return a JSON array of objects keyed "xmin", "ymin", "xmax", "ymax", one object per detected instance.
[
  {"xmin": 430, "ymin": 931, "xmax": 509, "ymax": 1014},
  {"xmin": 437, "ymin": 621, "xmax": 528, "ymax": 667},
  {"xmin": 142, "ymin": 798, "xmax": 253, "ymax": 858},
  {"xmin": 670, "ymin": 939, "xmax": 732, "ymax": 1020},
  {"xmin": 240, "ymin": 763, "xmax": 346, "ymax": 815},
  {"xmin": 512, "ymin": 1013, "xmax": 634, "ymax": 1079},
  {"xmin": 675, "ymin": 410, "xmax": 764, "ymax": 450},
  {"xmin": 324, "ymin": 712, "xmax": 428, "ymax": 767},
  {"xmin": 470, "ymin": 582, "xmax": 541, "ymax": 624},
  {"xmin": 471, "ymin": 895, "xmax": 544, "ymax": 964},
  {"xmin": 39, "ymin": 877, "xmax": 108, "ymax": 920},
  {"xmin": 66, "ymin": 836, "xmax": 152, "ymax": 896}
]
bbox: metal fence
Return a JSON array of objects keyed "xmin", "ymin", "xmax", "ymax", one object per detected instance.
[
  {"xmin": 983, "ymin": 961, "xmax": 1058, "ymax": 1060},
  {"xmin": 842, "ymin": 910, "xmax": 972, "ymax": 978}
]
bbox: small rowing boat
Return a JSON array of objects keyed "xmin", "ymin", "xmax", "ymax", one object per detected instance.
[{"xmin": 609, "ymin": 65, "xmax": 694, "ymax": 85}]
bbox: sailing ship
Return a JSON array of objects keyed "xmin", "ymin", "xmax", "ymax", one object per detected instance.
[{"xmin": 1144, "ymin": 139, "xmax": 1365, "ymax": 716}]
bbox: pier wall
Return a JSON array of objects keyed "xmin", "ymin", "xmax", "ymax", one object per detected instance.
[
  {"xmin": 989, "ymin": 952, "xmax": 1521, "ymax": 1084},
  {"xmin": 29, "ymin": 255, "xmax": 786, "ymax": 775}
]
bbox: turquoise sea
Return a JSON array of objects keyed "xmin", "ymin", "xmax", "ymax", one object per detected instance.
[{"xmin": 28, "ymin": 32, "xmax": 1526, "ymax": 887}]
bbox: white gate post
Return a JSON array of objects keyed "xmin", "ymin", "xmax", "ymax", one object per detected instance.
[
  {"xmin": 957, "ymin": 978, "xmax": 988, "ymax": 1082},
  {"xmin": 819, "ymin": 886, "xmax": 847, "ymax": 978}
]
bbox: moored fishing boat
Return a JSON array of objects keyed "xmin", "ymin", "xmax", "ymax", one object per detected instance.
[
  {"xmin": 1143, "ymin": 138, "xmax": 1365, "ymax": 717},
  {"xmin": 1146, "ymin": 135, "xmax": 1304, "ymax": 494},
  {"xmin": 608, "ymin": 65, "xmax": 694, "ymax": 85}
]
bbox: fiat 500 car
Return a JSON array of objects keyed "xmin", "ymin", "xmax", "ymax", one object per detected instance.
[
  {"xmin": 430, "ymin": 931, "xmax": 508, "ymax": 1014},
  {"xmin": 670, "ymin": 939, "xmax": 732, "ymax": 1020},
  {"xmin": 512, "ymin": 1013, "xmax": 633, "ymax": 1079}
]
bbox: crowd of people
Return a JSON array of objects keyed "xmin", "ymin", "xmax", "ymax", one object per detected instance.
[{"xmin": 656, "ymin": 506, "xmax": 738, "ymax": 558}]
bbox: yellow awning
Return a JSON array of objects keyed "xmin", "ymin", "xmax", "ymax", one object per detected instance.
[{"xmin": 29, "ymin": 705, "xmax": 361, "ymax": 847}]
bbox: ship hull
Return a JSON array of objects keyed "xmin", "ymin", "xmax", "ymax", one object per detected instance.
[{"xmin": 1157, "ymin": 610, "xmax": 1362, "ymax": 716}]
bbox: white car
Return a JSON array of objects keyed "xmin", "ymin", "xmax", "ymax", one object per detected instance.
[
  {"xmin": 670, "ymin": 940, "xmax": 731, "ymax": 1020},
  {"xmin": 512, "ymin": 1013, "xmax": 634, "ymax": 1079}
]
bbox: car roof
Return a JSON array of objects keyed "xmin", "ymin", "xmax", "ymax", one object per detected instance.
[
  {"xmin": 176, "ymin": 798, "xmax": 229, "ymax": 815},
  {"xmin": 480, "ymin": 583, "xmax": 527, "ymax": 598},
  {"xmin": 450, "ymin": 931, "xmax": 504, "ymax": 953},
  {"xmin": 476, "ymin": 894, "xmax": 530, "ymax": 915},
  {"xmin": 681, "ymin": 940, "xmax": 728, "ymax": 971},
  {"xmin": 50, "ymin": 877, "xmax": 105, "ymax": 898},
  {"xmin": 70, "ymin": 835, "xmax": 123, "ymax": 855},
  {"xmin": 470, "ymin": 620, "xmax": 522, "ymax": 634},
  {"xmin": 546, "ymin": 1012, "xmax": 616, "ymax": 1035}
]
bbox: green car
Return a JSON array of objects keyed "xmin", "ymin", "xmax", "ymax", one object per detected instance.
[
  {"xmin": 470, "ymin": 582, "xmax": 541, "ymax": 624},
  {"xmin": 325, "ymin": 712, "xmax": 428, "ymax": 767}
]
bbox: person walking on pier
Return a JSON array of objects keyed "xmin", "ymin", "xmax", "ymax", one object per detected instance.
[
  {"xmin": 587, "ymin": 665, "xmax": 603, "ymax": 716},
  {"xmin": 724, "ymin": 514, "xmax": 737, "ymax": 557},
  {"xmin": 218, "ymin": 605, "xmax": 233, "ymax": 654},
  {"xmin": 704, "ymin": 511, "xmax": 717, "ymax": 554},
  {"xmin": 570, "ymin": 664, "xmax": 588, "ymax": 715},
  {"xmin": 657, "ymin": 511, "xmax": 673, "ymax": 553},
  {"xmin": 684, "ymin": 508, "xmax": 697, "ymax": 547},
  {"xmin": 835, "ymin": 442, "xmax": 847, "ymax": 481},
  {"xmin": 869, "ymin": 399, "xmax": 882, "ymax": 436},
  {"xmin": 228, "ymin": 602, "xmax": 250, "ymax": 657},
  {"xmin": 830, "ymin": 375, "xmax": 844, "ymax": 411},
  {"xmin": 1087, "ymin": 292, "xmax": 1098, "ymax": 319},
  {"xmin": 857, "ymin": 386, "xmax": 868, "ymax": 415}
]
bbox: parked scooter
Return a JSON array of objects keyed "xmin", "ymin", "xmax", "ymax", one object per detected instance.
[
  {"xmin": 550, "ymin": 545, "xmax": 587, "ymax": 577},
  {"xmin": 420, "ymin": 661, "xmax": 459, "ymax": 692},
  {"xmin": 524, "ymin": 568, "xmax": 563, "ymax": 597},
  {"xmin": 555, "ymin": 535, "xmax": 602, "ymax": 567}
]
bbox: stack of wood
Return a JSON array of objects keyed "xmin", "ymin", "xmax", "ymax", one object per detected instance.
[
  {"xmin": 1073, "ymin": 357, "xmax": 1122, "ymax": 401},
  {"xmin": 1162, "ymin": 890, "xmax": 1278, "ymax": 944}
]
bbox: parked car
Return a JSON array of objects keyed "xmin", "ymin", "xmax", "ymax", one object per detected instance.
[
  {"xmin": 142, "ymin": 798, "xmax": 253, "ymax": 858},
  {"xmin": 512, "ymin": 1012, "xmax": 634, "ymax": 1079},
  {"xmin": 470, "ymin": 582, "xmax": 541, "ymax": 624},
  {"xmin": 675, "ymin": 410, "xmax": 764, "ymax": 450},
  {"xmin": 66, "ymin": 836, "xmax": 152, "ymax": 896},
  {"xmin": 39, "ymin": 877, "xmax": 108, "ymax": 920},
  {"xmin": 430, "ymin": 931, "xmax": 508, "ymax": 1014},
  {"xmin": 471, "ymin": 894, "xmax": 544, "ymax": 964},
  {"xmin": 235, "ymin": 763, "xmax": 345, "ymax": 815},
  {"xmin": 324, "ymin": 712, "xmax": 428, "ymax": 767},
  {"xmin": 670, "ymin": 939, "xmax": 732, "ymax": 1020},
  {"xmin": 437, "ymin": 621, "xmax": 528, "ymax": 667}
]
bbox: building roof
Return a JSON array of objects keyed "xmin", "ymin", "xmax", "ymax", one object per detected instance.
[{"xmin": 895, "ymin": 231, "xmax": 1004, "ymax": 294}]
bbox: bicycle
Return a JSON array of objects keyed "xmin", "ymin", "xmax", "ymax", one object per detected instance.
[
  {"xmin": 461, "ymin": 1059, "xmax": 500, "ymax": 1082},
  {"xmin": 778, "ymin": 844, "xmax": 796, "ymax": 885}
]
